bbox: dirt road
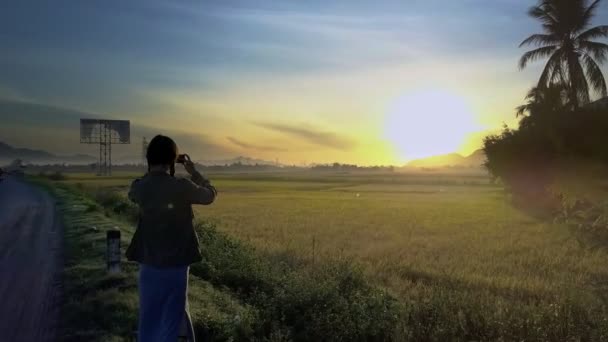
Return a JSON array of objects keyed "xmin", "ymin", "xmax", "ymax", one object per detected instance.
[{"xmin": 0, "ymin": 176, "xmax": 62, "ymax": 341}]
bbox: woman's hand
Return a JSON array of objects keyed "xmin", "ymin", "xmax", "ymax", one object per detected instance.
[{"xmin": 182, "ymin": 155, "xmax": 197, "ymax": 175}]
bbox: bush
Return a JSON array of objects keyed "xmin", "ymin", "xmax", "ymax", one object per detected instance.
[
  {"xmin": 483, "ymin": 106, "xmax": 608, "ymax": 206},
  {"xmin": 483, "ymin": 124, "xmax": 557, "ymax": 209},
  {"xmin": 38, "ymin": 170, "xmax": 67, "ymax": 181},
  {"xmin": 91, "ymin": 189, "xmax": 139, "ymax": 222},
  {"xmin": 192, "ymin": 222, "xmax": 399, "ymax": 341},
  {"xmin": 264, "ymin": 263, "xmax": 399, "ymax": 341}
]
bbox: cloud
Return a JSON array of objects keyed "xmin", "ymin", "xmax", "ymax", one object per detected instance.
[
  {"xmin": 226, "ymin": 137, "xmax": 287, "ymax": 152},
  {"xmin": 0, "ymin": 84, "xmax": 31, "ymax": 102},
  {"xmin": 255, "ymin": 122, "xmax": 355, "ymax": 150}
]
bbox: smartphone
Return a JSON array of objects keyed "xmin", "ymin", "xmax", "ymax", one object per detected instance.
[{"xmin": 176, "ymin": 154, "xmax": 189, "ymax": 164}]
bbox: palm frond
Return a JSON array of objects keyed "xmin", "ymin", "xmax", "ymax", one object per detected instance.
[
  {"xmin": 519, "ymin": 45, "xmax": 558, "ymax": 69},
  {"xmin": 519, "ymin": 33, "xmax": 560, "ymax": 47},
  {"xmin": 577, "ymin": 25, "xmax": 608, "ymax": 41},
  {"xmin": 579, "ymin": 40, "xmax": 608, "ymax": 62},
  {"xmin": 528, "ymin": 5, "xmax": 558, "ymax": 29},
  {"xmin": 538, "ymin": 49, "xmax": 565, "ymax": 88},
  {"xmin": 554, "ymin": 61, "xmax": 569, "ymax": 84},
  {"xmin": 582, "ymin": 53, "xmax": 608, "ymax": 96},
  {"xmin": 515, "ymin": 104, "xmax": 528, "ymax": 117},
  {"xmin": 565, "ymin": 0, "xmax": 598, "ymax": 33},
  {"xmin": 568, "ymin": 54, "xmax": 591, "ymax": 104},
  {"xmin": 581, "ymin": 0, "xmax": 603, "ymax": 28},
  {"xmin": 524, "ymin": 87, "xmax": 540, "ymax": 100}
]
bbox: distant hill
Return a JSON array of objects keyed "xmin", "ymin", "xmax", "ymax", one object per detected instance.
[
  {"xmin": 0, "ymin": 141, "xmax": 96, "ymax": 165},
  {"xmin": 0, "ymin": 141, "xmax": 54, "ymax": 160},
  {"xmin": 198, "ymin": 156, "xmax": 279, "ymax": 166},
  {"xmin": 0, "ymin": 140, "xmax": 279, "ymax": 167},
  {"xmin": 406, "ymin": 149, "xmax": 486, "ymax": 168}
]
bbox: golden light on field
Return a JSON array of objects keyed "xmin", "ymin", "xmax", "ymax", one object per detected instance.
[{"xmin": 384, "ymin": 89, "xmax": 480, "ymax": 161}]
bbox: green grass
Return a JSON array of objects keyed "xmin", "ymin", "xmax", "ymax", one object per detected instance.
[{"xmin": 42, "ymin": 171, "xmax": 608, "ymax": 340}]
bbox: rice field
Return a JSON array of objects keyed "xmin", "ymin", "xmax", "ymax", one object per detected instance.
[{"xmin": 52, "ymin": 170, "xmax": 608, "ymax": 340}]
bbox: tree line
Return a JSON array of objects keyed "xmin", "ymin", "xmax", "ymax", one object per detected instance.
[{"xmin": 483, "ymin": 0, "xmax": 608, "ymax": 199}]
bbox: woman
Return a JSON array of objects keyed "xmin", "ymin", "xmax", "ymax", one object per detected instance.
[{"xmin": 127, "ymin": 135, "xmax": 217, "ymax": 341}]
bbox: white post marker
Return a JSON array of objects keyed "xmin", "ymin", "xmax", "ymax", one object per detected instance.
[{"xmin": 106, "ymin": 229, "xmax": 121, "ymax": 273}]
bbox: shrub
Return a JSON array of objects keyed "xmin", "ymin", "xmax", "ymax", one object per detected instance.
[
  {"xmin": 483, "ymin": 106, "xmax": 608, "ymax": 207},
  {"xmin": 39, "ymin": 170, "xmax": 67, "ymax": 181},
  {"xmin": 91, "ymin": 189, "xmax": 139, "ymax": 222},
  {"xmin": 192, "ymin": 222, "xmax": 399, "ymax": 341}
]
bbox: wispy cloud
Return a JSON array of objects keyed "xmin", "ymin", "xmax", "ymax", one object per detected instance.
[
  {"xmin": 255, "ymin": 122, "xmax": 355, "ymax": 150},
  {"xmin": 226, "ymin": 136, "xmax": 287, "ymax": 152},
  {"xmin": 0, "ymin": 84, "xmax": 31, "ymax": 102}
]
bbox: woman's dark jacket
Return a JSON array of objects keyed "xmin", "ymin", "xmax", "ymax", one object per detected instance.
[{"xmin": 126, "ymin": 170, "xmax": 217, "ymax": 267}]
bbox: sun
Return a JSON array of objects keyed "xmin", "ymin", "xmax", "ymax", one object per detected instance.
[{"xmin": 384, "ymin": 89, "xmax": 479, "ymax": 162}]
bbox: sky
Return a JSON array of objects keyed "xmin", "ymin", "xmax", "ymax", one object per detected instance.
[{"xmin": 1, "ymin": 0, "xmax": 608, "ymax": 165}]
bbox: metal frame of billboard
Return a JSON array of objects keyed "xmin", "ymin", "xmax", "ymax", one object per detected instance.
[{"xmin": 80, "ymin": 119, "xmax": 130, "ymax": 176}]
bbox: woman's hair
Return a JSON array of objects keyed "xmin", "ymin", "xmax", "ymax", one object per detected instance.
[{"xmin": 146, "ymin": 135, "xmax": 178, "ymax": 166}]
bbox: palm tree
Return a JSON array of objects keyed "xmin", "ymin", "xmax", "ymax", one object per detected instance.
[
  {"xmin": 516, "ymin": 84, "xmax": 569, "ymax": 117},
  {"xmin": 516, "ymin": 85, "xmax": 571, "ymax": 132},
  {"xmin": 519, "ymin": 0, "xmax": 608, "ymax": 109}
]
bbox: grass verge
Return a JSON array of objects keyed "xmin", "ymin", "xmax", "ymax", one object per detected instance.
[{"xmin": 35, "ymin": 179, "xmax": 256, "ymax": 341}]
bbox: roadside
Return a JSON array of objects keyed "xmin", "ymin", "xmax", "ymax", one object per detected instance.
[
  {"xmin": 0, "ymin": 177, "xmax": 62, "ymax": 341},
  {"xmin": 37, "ymin": 179, "xmax": 254, "ymax": 341}
]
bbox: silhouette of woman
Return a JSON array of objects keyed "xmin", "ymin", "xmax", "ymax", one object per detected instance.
[{"xmin": 126, "ymin": 135, "xmax": 217, "ymax": 341}]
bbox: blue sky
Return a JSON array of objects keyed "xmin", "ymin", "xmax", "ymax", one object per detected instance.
[
  {"xmin": 0, "ymin": 0, "xmax": 533, "ymax": 106},
  {"xmin": 1, "ymin": 0, "xmax": 608, "ymax": 163}
]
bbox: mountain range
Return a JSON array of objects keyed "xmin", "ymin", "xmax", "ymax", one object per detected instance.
[
  {"xmin": 197, "ymin": 156, "xmax": 279, "ymax": 166},
  {"xmin": 0, "ymin": 141, "xmax": 279, "ymax": 166},
  {"xmin": 406, "ymin": 149, "xmax": 486, "ymax": 168},
  {"xmin": 0, "ymin": 141, "xmax": 97, "ymax": 165}
]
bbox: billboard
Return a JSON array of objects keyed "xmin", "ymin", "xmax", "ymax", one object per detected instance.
[{"xmin": 80, "ymin": 119, "xmax": 130, "ymax": 144}]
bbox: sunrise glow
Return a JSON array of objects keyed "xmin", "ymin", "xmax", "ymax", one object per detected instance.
[
  {"xmin": 384, "ymin": 90, "xmax": 481, "ymax": 162},
  {"xmin": 0, "ymin": 1, "xmax": 545, "ymax": 165}
]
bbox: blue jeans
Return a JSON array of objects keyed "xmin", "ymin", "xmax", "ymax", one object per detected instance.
[{"xmin": 138, "ymin": 264, "xmax": 195, "ymax": 341}]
